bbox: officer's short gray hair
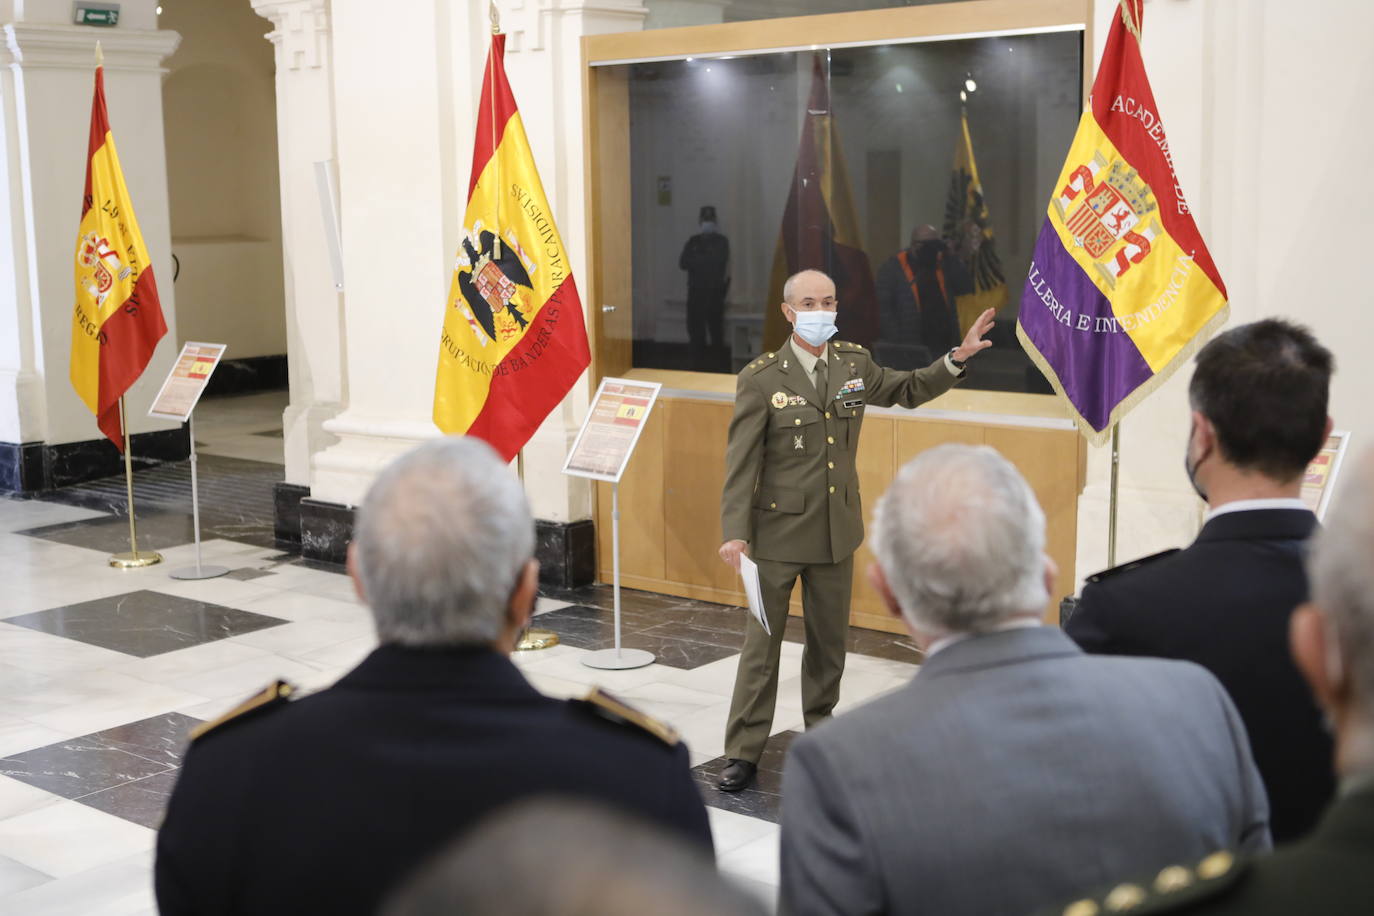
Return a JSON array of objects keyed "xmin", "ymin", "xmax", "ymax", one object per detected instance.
[
  {"xmin": 872, "ymin": 444, "xmax": 1048, "ymax": 636},
  {"xmin": 1308, "ymin": 446, "xmax": 1374, "ymax": 711},
  {"xmin": 782, "ymin": 269, "xmax": 832, "ymax": 304},
  {"xmin": 353, "ymin": 436, "xmax": 534, "ymax": 647}
]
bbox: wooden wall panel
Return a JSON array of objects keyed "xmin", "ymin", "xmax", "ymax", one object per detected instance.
[
  {"xmin": 894, "ymin": 418, "xmax": 985, "ymax": 466},
  {"xmin": 595, "ymin": 404, "xmax": 666, "ymax": 582},
  {"xmin": 985, "ymin": 427, "xmax": 1079, "ymax": 623},
  {"xmin": 662, "ymin": 399, "xmax": 741, "ymax": 595}
]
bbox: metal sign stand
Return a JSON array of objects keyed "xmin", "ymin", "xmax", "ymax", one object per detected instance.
[
  {"xmin": 581, "ymin": 482, "xmax": 653, "ymax": 670},
  {"xmin": 561, "ymin": 377, "xmax": 663, "ymax": 672},
  {"xmin": 168, "ymin": 413, "xmax": 228, "ymax": 580}
]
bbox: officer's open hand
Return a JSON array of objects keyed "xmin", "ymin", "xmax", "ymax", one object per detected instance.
[
  {"xmin": 952, "ymin": 308, "xmax": 997, "ymax": 363},
  {"xmin": 719, "ymin": 539, "xmax": 749, "ymax": 573}
]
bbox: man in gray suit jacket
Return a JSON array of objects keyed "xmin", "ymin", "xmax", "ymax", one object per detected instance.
[{"xmin": 779, "ymin": 444, "xmax": 1271, "ymax": 916}]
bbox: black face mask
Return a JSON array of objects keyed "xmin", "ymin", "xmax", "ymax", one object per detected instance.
[
  {"xmin": 1184, "ymin": 422, "xmax": 1210, "ymax": 502},
  {"xmin": 913, "ymin": 240, "xmax": 943, "ymax": 268}
]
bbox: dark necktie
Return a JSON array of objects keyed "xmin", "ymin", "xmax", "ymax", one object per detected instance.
[{"xmin": 815, "ymin": 358, "xmax": 828, "ymax": 400}]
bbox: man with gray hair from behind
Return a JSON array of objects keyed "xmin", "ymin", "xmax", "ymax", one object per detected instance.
[
  {"xmin": 778, "ymin": 444, "xmax": 1271, "ymax": 916},
  {"xmin": 156, "ymin": 437, "xmax": 711, "ymax": 916}
]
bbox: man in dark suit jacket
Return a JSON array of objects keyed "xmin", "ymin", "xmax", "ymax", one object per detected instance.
[
  {"xmin": 1050, "ymin": 447, "xmax": 1374, "ymax": 916},
  {"xmin": 1067, "ymin": 318, "xmax": 1336, "ymax": 842},
  {"xmin": 155, "ymin": 438, "xmax": 711, "ymax": 916}
]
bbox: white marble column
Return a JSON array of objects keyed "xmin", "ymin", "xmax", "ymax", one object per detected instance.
[
  {"xmin": 0, "ymin": 4, "xmax": 180, "ymax": 478},
  {"xmin": 501, "ymin": 0, "xmax": 648, "ymax": 525},
  {"xmin": 251, "ymin": 0, "xmax": 345, "ymax": 488}
]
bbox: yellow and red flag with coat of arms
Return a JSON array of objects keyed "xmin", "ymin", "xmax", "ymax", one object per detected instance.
[
  {"xmin": 1015, "ymin": 0, "xmax": 1228, "ymax": 444},
  {"xmin": 433, "ymin": 33, "xmax": 590, "ymax": 461},
  {"xmin": 70, "ymin": 59, "xmax": 168, "ymax": 450}
]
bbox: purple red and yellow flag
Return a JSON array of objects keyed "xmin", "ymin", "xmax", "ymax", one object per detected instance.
[
  {"xmin": 1016, "ymin": 0, "xmax": 1228, "ymax": 444},
  {"xmin": 434, "ymin": 33, "xmax": 590, "ymax": 461},
  {"xmin": 70, "ymin": 59, "xmax": 167, "ymax": 450},
  {"xmin": 763, "ymin": 56, "xmax": 879, "ymax": 350}
]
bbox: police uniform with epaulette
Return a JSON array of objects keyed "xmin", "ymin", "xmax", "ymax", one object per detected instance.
[
  {"xmin": 154, "ymin": 645, "xmax": 711, "ymax": 916},
  {"xmin": 1064, "ymin": 505, "xmax": 1334, "ymax": 843},
  {"xmin": 718, "ymin": 334, "xmax": 962, "ymax": 773}
]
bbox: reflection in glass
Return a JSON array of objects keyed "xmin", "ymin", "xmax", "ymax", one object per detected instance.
[{"xmin": 623, "ymin": 30, "xmax": 1081, "ymax": 393}]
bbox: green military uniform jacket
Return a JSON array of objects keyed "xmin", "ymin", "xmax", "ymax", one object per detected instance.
[
  {"xmin": 721, "ymin": 338, "xmax": 960, "ymax": 566},
  {"xmin": 1045, "ymin": 782, "xmax": 1374, "ymax": 916}
]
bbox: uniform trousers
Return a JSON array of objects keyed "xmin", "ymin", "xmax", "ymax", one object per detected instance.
[{"xmin": 724, "ymin": 553, "xmax": 853, "ymax": 763}]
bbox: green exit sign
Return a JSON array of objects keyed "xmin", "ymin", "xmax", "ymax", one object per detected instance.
[{"xmin": 74, "ymin": 3, "xmax": 120, "ymax": 26}]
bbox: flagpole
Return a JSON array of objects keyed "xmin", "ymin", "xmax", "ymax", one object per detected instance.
[
  {"xmin": 512, "ymin": 443, "xmax": 558, "ymax": 651},
  {"xmin": 109, "ymin": 396, "xmax": 162, "ymax": 569},
  {"xmin": 1107, "ymin": 424, "xmax": 1120, "ymax": 567},
  {"xmin": 489, "ymin": 1, "xmax": 502, "ymax": 261}
]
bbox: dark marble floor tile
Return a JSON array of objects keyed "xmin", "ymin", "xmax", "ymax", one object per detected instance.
[
  {"xmin": 224, "ymin": 567, "xmax": 275, "ymax": 581},
  {"xmin": 636, "ymin": 618, "xmax": 748, "ymax": 651},
  {"xmin": 77, "ymin": 768, "xmax": 182, "ymax": 830},
  {"xmin": 0, "ymin": 711, "xmax": 201, "ymax": 800},
  {"xmin": 17, "ymin": 510, "xmax": 196, "ymax": 554},
  {"xmin": 613, "ymin": 633, "xmax": 739, "ymax": 670},
  {"xmin": 252, "ymin": 429, "xmax": 284, "ymax": 438},
  {"xmin": 692, "ymin": 730, "xmax": 801, "ymax": 824},
  {"xmin": 540, "ymin": 603, "xmax": 660, "ymax": 630},
  {"xmin": 0, "ymin": 740, "xmax": 172, "ymax": 799},
  {"xmin": 4, "ymin": 590, "xmax": 288, "ymax": 657},
  {"xmin": 96, "ymin": 711, "xmax": 202, "ymax": 767}
]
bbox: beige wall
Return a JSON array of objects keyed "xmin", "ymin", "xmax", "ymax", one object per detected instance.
[{"xmin": 162, "ymin": 1, "xmax": 286, "ymax": 359}]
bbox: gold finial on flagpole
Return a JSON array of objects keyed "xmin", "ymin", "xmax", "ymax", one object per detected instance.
[
  {"xmin": 95, "ymin": 40, "xmax": 104, "ymax": 66},
  {"xmin": 490, "ymin": 0, "xmax": 501, "ymax": 35}
]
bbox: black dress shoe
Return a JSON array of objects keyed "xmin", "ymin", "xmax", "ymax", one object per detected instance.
[{"xmin": 717, "ymin": 759, "xmax": 757, "ymax": 792}]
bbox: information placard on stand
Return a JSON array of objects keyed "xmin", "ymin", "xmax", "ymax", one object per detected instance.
[
  {"xmin": 148, "ymin": 342, "xmax": 230, "ymax": 580},
  {"xmin": 564, "ymin": 378, "xmax": 663, "ymax": 669},
  {"xmin": 1302, "ymin": 430, "xmax": 1351, "ymax": 520}
]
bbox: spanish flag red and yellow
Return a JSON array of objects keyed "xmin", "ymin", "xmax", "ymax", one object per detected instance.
[
  {"xmin": 433, "ymin": 33, "xmax": 590, "ymax": 461},
  {"xmin": 70, "ymin": 57, "xmax": 167, "ymax": 451}
]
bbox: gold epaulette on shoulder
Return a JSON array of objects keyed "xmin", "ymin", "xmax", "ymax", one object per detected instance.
[
  {"xmin": 745, "ymin": 351, "xmax": 780, "ymax": 374},
  {"xmin": 1055, "ymin": 850, "xmax": 1245, "ymax": 916},
  {"xmin": 576, "ymin": 686, "xmax": 680, "ymax": 747},
  {"xmin": 190, "ymin": 679, "xmax": 295, "ymax": 742},
  {"xmin": 1085, "ymin": 548, "xmax": 1180, "ymax": 585},
  {"xmin": 833, "ymin": 340, "xmax": 867, "ymax": 354}
]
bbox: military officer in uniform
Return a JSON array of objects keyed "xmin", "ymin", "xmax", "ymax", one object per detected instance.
[
  {"xmin": 155, "ymin": 438, "xmax": 711, "ymax": 916},
  {"xmin": 715, "ymin": 268, "xmax": 995, "ymax": 790},
  {"xmin": 1046, "ymin": 448, "xmax": 1374, "ymax": 916}
]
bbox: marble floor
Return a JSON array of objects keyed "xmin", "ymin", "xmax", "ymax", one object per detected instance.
[{"xmin": 0, "ymin": 391, "xmax": 921, "ymax": 914}]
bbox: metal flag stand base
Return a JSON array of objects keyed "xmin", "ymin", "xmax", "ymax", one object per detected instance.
[
  {"xmin": 109, "ymin": 396, "xmax": 162, "ymax": 569},
  {"xmin": 169, "ymin": 415, "xmax": 228, "ymax": 581},
  {"xmin": 582, "ymin": 483, "xmax": 654, "ymax": 670}
]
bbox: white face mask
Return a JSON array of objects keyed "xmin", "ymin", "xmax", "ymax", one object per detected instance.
[
  {"xmin": 791, "ymin": 308, "xmax": 838, "ymax": 347},
  {"xmin": 700, "ymin": 221, "xmax": 718, "ymax": 233}
]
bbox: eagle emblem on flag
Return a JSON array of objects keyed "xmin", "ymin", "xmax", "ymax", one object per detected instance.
[{"xmin": 455, "ymin": 229, "xmax": 532, "ymax": 346}]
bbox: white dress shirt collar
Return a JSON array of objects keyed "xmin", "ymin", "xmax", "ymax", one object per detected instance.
[{"xmin": 1204, "ymin": 497, "xmax": 1310, "ymax": 524}]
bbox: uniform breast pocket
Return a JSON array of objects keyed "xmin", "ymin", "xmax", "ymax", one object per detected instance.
[{"xmin": 768, "ymin": 407, "xmax": 820, "ymax": 456}]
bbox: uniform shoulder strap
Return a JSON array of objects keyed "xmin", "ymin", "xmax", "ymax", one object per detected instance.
[
  {"xmin": 570, "ymin": 686, "xmax": 680, "ymax": 747},
  {"xmin": 1084, "ymin": 548, "xmax": 1180, "ymax": 585},
  {"xmin": 744, "ymin": 350, "xmax": 781, "ymax": 376},
  {"xmin": 189, "ymin": 679, "xmax": 295, "ymax": 742}
]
